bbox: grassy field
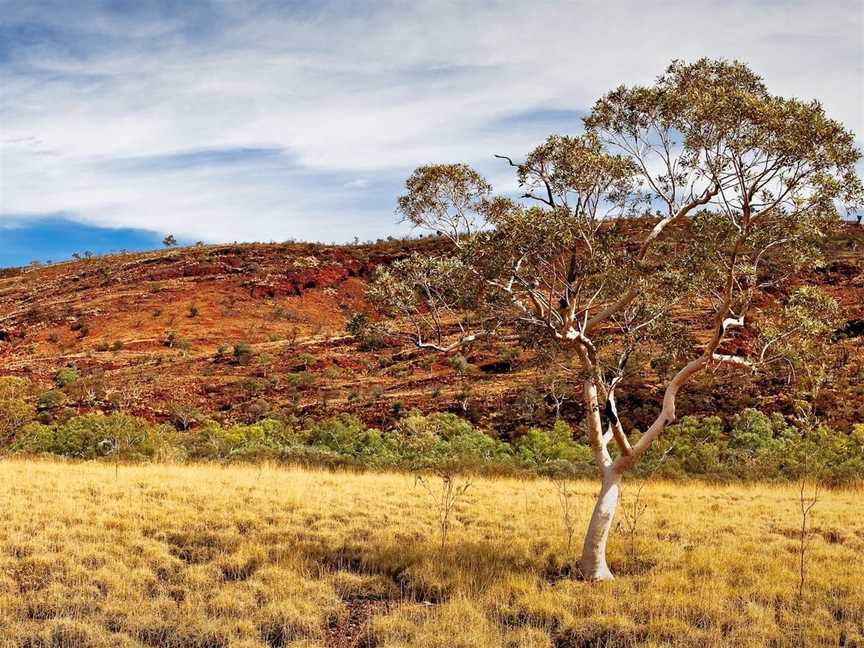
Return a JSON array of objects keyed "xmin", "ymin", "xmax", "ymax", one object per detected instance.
[{"xmin": 0, "ymin": 460, "xmax": 861, "ymax": 647}]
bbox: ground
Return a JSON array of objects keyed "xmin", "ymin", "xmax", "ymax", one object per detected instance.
[{"xmin": 0, "ymin": 459, "xmax": 860, "ymax": 647}]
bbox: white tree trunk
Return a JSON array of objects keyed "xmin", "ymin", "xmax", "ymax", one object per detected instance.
[{"xmin": 579, "ymin": 468, "xmax": 622, "ymax": 581}]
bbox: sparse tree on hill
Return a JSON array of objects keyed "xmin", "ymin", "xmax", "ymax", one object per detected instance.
[
  {"xmin": 162, "ymin": 234, "xmax": 178, "ymax": 247},
  {"xmin": 368, "ymin": 59, "xmax": 862, "ymax": 580}
]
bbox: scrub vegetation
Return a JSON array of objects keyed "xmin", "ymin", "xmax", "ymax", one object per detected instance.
[{"xmin": 2, "ymin": 394, "xmax": 863, "ymax": 484}]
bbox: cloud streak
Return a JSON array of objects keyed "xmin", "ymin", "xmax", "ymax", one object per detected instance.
[{"xmin": 1, "ymin": 0, "xmax": 862, "ymax": 245}]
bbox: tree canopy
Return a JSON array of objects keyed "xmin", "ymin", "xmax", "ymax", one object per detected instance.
[{"xmin": 367, "ymin": 58, "xmax": 862, "ymax": 579}]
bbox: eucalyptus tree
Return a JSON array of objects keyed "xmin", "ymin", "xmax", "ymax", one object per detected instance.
[{"xmin": 368, "ymin": 59, "xmax": 862, "ymax": 580}]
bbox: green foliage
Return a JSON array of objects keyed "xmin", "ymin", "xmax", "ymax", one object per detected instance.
[
  {"xmin": 514, "ymin": 420, "xmax": 593, "ymax": 471},
  {"xmin": 755, "ymin": 286, "xmax": 842, "ymax": 398},
  {"xmin": 346, "ymin": 312, "xmax": 386, "ymax": 351},
  {"xmin": 396, "ymin": 163, "xmax": 492, "ymax": 240},
  {"xmin": 2, "ymin": 396, "xmax": 861, "ymax": 483},
  {"xmin": 37, "ymin": 389, "xmax": 66, "ymax": 411},
  {"xmin": 11, "ymin": 413, "xmax": 173, "ymax": 460},
  {"xmin": 54, "ymin": 367, "xmax": 79, "ymax": 388},
  {"xmin": 294, "ymin": 352, "xmax": 316, "ymax": 371},
  {"xmin": 396, "ymin": 411, "xmax": 512, "ymax": 469},
  {"xmin": 0, "ymin": 398, "xmax": 36, "ymax": 441},
  {"xmin": 233, "ymin": 342, "xmax": 254, "ymax": 365},
  {"xmin": 365, "ymin": 254, "xmax": 488, "ymax": 352},
  {"xmin": 0, "ymin": 377, "xmax": 31, "ymax": 400},
  {"xmin": 448, "ymin": 354, "xmax": 473, "ymax": 376},
  {"xmin": 304, "ymin": 414, "xmax": 398, "ymax": 465},
  {"xmin": 170, "ymin": 404, "xmax": 204, "ymax": 431},
  {"xmin": 640, "ymin": 410, "xmax": 864, "ymax": 485},
  {"xmin": 184, "ymin": 418, "xmax": 297, "ymax": 460}
]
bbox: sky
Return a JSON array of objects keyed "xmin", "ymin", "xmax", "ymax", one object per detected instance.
[{"xmin": 1, "ymin": 0, "xmax": 862, "ymax": 268}]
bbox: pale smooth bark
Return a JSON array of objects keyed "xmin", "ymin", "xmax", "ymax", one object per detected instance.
[
  {"xmin": 577, "ymin": 292, "xmax": 744, "ymax": 580},
  {"xmin": 579, "ymin": 467, "xmax": 622, "ymax": 581}
]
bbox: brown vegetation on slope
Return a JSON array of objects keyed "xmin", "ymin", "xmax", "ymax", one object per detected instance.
[{"xmin": 1, "ymin": 226, "xmax": 863, "ymax": 438}]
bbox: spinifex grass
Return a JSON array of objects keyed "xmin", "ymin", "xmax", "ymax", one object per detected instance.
[{"xmin": 0, "ymin": 459, "xmax": 861, "ymax": 647}]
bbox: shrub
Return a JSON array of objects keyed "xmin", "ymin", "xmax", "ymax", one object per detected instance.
[
  {"xmin": 183, "ymin": 419, "xmax": 297, "ymax": 460},
  {"xmin": 12, "ymin": 413, "xmax": 173, "ymax": 460},
  {"xmin": 37, "ymin": 389, "xmax": 66, "ymax": 411},
  {"xmin": 64, "ymin": 374, "xmax": 107, "ymax": 406},
  {"xmin": 730, "ymin": 409, "xmax": 783, "ymax": 454},
  {"xmin": 448, "ymin": 354, "xmax": 473, "ymax": 376},
  {"xmin": 234, "ymin": 342, "xmax": 254, "ymax": 365},
  {"xmin": 54, "ymin": 367, "xmax": 79, "ymax": 388},
  {"xmin": 515, "ymin": 420, "xmax": 593, "ymax": 468},
  {"xmin": 4, "ymin": 396, "xmax": 862, "ymax": 483},
  {"xmin": 0, "ymin": 376, "xmax": 30, "ymax": 400},
  {"xmin": 0, "ymin": 398, "xmax": 36, "ymax": 442},
  {"xmin": 396, "ymin": 412, "xmax": 512, "ymax": 469},
  {"xmin": 296, "ymin": 353, "xmax": 316, "ymax": 371},
  {"xmin": 284, "ymin": 372, "xmax": 313, "ymax": 390},
  {"xmin": 243, "ymin": 398, "xmax": 273, "ymax": 422},
  {"xmin": 170, "ymin": 404, "xmax": 203, "ymax": 431},
  {"xmin": 305, "ymin": 414, "xmax": 398, "ymax": 463},
  {"xmin": 346, "ymin": 312, "xmax": 386, "ymax": 351},
  {"xmin": 640, "ymin": 415, "xmax": 727, "ymax": 477}
]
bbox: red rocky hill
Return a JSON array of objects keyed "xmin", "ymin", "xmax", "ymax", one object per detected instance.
[{"xmin": 1, "ymin": 226, "xmax": 863, "ymax": 437}]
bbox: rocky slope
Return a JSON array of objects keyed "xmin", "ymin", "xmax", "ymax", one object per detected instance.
[{"xmin": 1, "ymin": 226, "xmax": 863, "ymax": 436}]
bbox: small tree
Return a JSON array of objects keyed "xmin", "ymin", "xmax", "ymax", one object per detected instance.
[
  {"xmin": 0, "ymin": 398, "xmax": 35, "ymax": 444},
  {"xmin": 162, "ymin": 234, "xmax": 178, "ymax": 247},
  {"xmin": 170, "ymin": 404, "xmax": 203, "ymax": 431},
  {"xmin": 551, "ymin": 477, "xmax": 580, "ymax": 554},
  {"xmin": 416, "ymin": 470, "xmax": 473, "ymax": 551},
  {"xmin": 619, "ymin": 481, "xmax": 648, "ymax": 571},
  {"xmin": 370, "ymin": 59, "xmax": 862, "ymax": 580}
]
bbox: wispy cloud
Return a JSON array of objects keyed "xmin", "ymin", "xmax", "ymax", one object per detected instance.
[{"xmin": 1, "ymin": 0, "xmax": 861, "ymax": 247}]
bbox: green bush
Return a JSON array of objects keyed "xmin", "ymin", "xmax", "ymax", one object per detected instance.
[
  {"xmin": 0, "ymin": 377, "xmax": 31, "ymax": 400},
  {"xmin": 37, "ymin": 389, "xmax": 67, "ymax": 411},
  {"xmin": 304, "ymin": 414, "xmax": 399, "ymax": 464},
  {"xmin": 233, "ymin": 342, "xmax": 255, "ymax": 365},
  {"xmin": 12, "ymin": 413, "xmax": 173, "ymax": 460},
  {"xmin": 183, "ymin": 418, "xmax": 298, "ymax": 459},
  {"xmin": 3, "ymin": 396, "xmax": 861, "ymax": 484},
  {"xmin": 0, "ymin": 398, "xmax": 36, "ymax": 442},
  {"xmin": 346, "ymin": 313, "xmax": 386, "ymax": 351},
  {"xmin": 515, "ymin": 420, "xmax": 593, "ymax": 468},
  {"xmin": 395, "ymin": 411, "xmax": 512, "ymax": 469},
  {"xmin": 54, "ymin": 367, "xmax": 79, "ymax": 388},
  {"xmin": 636, "ymin": 410, "xmax": 864, "ymax": 484}
]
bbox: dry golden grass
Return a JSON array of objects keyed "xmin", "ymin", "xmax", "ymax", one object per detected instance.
[{"xmin": 0, "ymin": 459, "xmax": 861, "ymax": 648}]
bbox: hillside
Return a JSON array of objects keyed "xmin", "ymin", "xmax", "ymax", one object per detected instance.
[{"xmin": 1, "ymin": 225, "xmax": 863, "ymax": 438}]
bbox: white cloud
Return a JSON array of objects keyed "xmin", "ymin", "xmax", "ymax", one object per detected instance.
[{"xmin": 0, "ymin": 0, "xmax": 861, "ymax": 242}]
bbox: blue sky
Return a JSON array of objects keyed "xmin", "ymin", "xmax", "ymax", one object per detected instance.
[
  {"xmin": 1, "ymin": 0, "xmax": 862, "ymax": 268},
  {"xmin": 0, "ymin": 216, "xmax": 165, "ymax": 267}
]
